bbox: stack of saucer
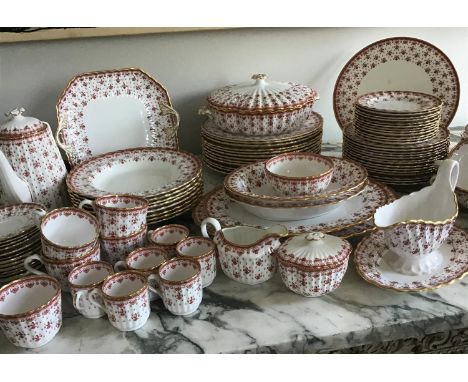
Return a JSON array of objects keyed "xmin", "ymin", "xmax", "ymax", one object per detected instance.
[
  {"xmin": 202, "ymin": 112, "xmax": 323, "ymax": 174},
  {"xmin": 0, "ymin": 204, "xmax": 45, "ymax": 284},
  {"xmin": 343, "ymin": 91, "xmax": 449, "ymax": 186}
]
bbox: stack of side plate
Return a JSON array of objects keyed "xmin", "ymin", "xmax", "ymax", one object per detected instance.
[
  {"xmin": 343, "ymin": 91, "xmax": 449, "ymax": 186},
  {"xmin": 66, "ymin": 148, "xmax": 204, "ymax": 225},
  {"xmin": 202, "ymin": 112, "xmax": 323, "ymax": 174},
  {"xmin": 0, "ymin": 204, "xmax": 45, "ymax": 285}
]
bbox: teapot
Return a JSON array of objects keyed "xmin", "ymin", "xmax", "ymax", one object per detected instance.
[
  {"xmin": 0, "ymin": 108, "xmax": 68, "ymax": 209},
  {"xmin": 201, "ymin": 217, "xmax": 288, "ymax": 285}
]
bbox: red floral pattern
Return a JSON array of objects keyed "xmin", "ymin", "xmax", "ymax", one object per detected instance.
[{"xmin": 101, "ymin": 227, "xmax": 147, "ymax": 264}]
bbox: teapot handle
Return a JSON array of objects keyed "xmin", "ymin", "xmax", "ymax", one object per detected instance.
[
  {"xmin": 201, "ymin": 217, "xmax": 222, "ymax": 238},
  {"xmin": 159, "ymin": 102, "xmax": 180, "ymax": 138},
  {"xmin": 55, "ymin": 116, "xmax": 76, "ymax": 161},
  {"xmin": 434, "ymin": 159, "xmax": 459, "ymax": 192}
]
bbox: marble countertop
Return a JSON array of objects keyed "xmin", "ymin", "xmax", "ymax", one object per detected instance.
[{"xmin": 2, "ymin": 133, "xmax": 468, "ymax": 354}]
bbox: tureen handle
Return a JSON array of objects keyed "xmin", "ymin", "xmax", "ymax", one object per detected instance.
[
  {"xmin": 252, "ymin": 74, "xmax": 267, "ymax": 85},
  {"xmin": 55, "ymin": 115, "xmax": 76, "ymax": 161},
  {"xmin": 201, "ymin": 217, "xmax": 222, "ymax": 238},
  {"xmin": 159, "ymin": 102, "xmax": 180, "ymax": 138}
]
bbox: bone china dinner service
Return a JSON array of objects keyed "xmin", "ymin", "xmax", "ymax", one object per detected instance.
[{"xmin": 2, "ymin": 36, "xmax": 468, "ymax": 350}]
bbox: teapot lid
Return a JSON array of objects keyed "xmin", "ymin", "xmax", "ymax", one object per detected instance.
[
  {"xmin": 276, "ymin": 232, "xmax": 352, "ymax": 269},
  {"xmin": 0, "ymin": 108, "xmax": 46, "ymax": 136}
]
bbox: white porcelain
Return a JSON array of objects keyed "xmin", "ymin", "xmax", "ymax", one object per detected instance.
[
  {"xmin": 276, "ymin": 232, "xmax": 352, "ymax": 297},
  {"xmin": 374, "ymin": 159, "xmax": 459, "ymax": 275},
  {"xmin": 152, "ymin": 258, "xmax": 202, "ymax": 316},
  {"xmin": 356, "ymin": 91, "xmax": 442, "ymax": 113},
  {"xmin": 265, "ymin": 153, "xmax": 334, "ymax": 196},
  {"xmin": 66, "ymin": 148, "xmax": 201, "ymax": 198},
  {"xmin": 200, "ymin": 74, "xmax": 319, "ymax": 136},
  {"xmin": 201, "ymin": 217, "xmax": 287, "ymax": 285},
  {"xmin": 114, "ymin": 247, "xmax": 170, "ymax": 301},
  {"xmin": 147, "ymin": 224, "xmax": 190, "ymax": 258},
  {"xmin": 334, "ymin": 37, "xmax": 459, "ymax": 131},
  {"xmin": 355, "ymin": 227, "xmax": 468, "ymax": 291},
  {"xmin": 0, "ymin": 275, "xmax": 61, "ymax": 348},
  {"xmin": 224, "ymin": 157, "xmax": 368, "ymax": 208},
  {"xmin": 0, "ymin": 108, "xmax": 68, "ymax": 208},
  {"xmin": 88, "ymin": 271, "xmax": 151, "ymax": 331},
  {"xmin": 176, "ymin": 237, "xmax": 217, "ymax": 288},
  {"xmin": 23, "ymin": 243, "xmax": 101, "ymax": 292},
  {"xmin": 100, "ymin": 226, "xmax": 147, "ymax": 264},
  {"xmin": 448, "ymin": 136, "xmax": 468, "ymax": 209},
  {"xmin": 79, "ymin": 194, "xmax": 148, "ymax": 238},
  {"xmin": 200, "ymin": 181, "xmax": 388, "ymax": 235},
  {"xmin": 56, "ymin": 68, "xmax": 180, "ymax": 167},
  {"xmin": 68, "ymin": 261, "xmax": 114, "ymax": 319},
  {"xmin": 0, "ymin": 203, "xmax": 46, "ymax": 241}
]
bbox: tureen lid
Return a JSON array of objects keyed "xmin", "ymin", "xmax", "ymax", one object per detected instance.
[
  {"xmin": 276, "ymin": 232, "xmax": 352, "ymax": 269},
  {"xmin": 207, "ymin": 74, "xmax": 318, "ymax": 114},
  {"xmin": 0, "ymin": 108, "xmax": 46, "ymax": 136}
]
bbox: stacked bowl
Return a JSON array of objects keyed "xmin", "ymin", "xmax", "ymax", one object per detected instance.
[
  {"xmin": 0, "ymin": 203, "xmax": 46, "ymax": 284},
  {"xmin": 199, "ymin": 74, "xmax": 322, "ymax": 174},
  {"xmin": 343, "ymin": 91, "xmax": 450, "ymax": 186}
]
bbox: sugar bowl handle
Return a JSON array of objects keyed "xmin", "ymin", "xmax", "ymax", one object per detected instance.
[{"xmin": 201, "ymin": 217, "xmax": 222, "ymax": 238}]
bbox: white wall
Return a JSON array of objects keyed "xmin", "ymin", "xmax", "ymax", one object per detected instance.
[{"xmin": 0, "ymin": 27, "xmax": 466, "ymax": 154}]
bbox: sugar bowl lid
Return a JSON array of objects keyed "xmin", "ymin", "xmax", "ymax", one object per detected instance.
[
  {"xmin": 207, "ymin": 74, "xmax": 318, "ymax": 114},
  {"xmin": 0, "ymin": 108, "xmax": 46, "ymax": 137},
  {"xmin": 276, "ymin": 232, "xmax": 352, "ymax": 269}
]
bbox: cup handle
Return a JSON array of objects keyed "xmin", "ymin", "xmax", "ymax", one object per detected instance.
[
  {"xmin": 78, "ymin": 199, "xmax": 95, "ymax": 212},
  {"xmin": 201, "ymin": 217, "xmax": 222, "ymax": 238},
  {"xmin": 147, "ymin": 274, "xmax": 162, "ymax": 297},
  {"xmin": 147, "ymin": 230, "xmax": 154, "ymax": 242},
  {"xmin": 32, "ymin": 208, "xmax": 47, "ymax": 227},
  {"xmin": 73, "ymin": 289, "xmax": 86, "ymax": 311},
  {"xmin": 87, "ymin": 289, "xmax": 107, "ymax": 312},
  {"xmin": 114, "ymin": 261, "xmax": 128, "ymax": 272},
  {"xmin": 23, "ymin": 254, "xmax": 47, "ymax": 275}
]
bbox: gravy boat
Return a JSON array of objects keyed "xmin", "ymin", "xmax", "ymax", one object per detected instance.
[
  {"xmin": 201, "ymin": 217, "xmax": 288, "ymax": 285},
  {"xmin": 374, "ymin": 159, "xmax": 459, "ymax": 275}
]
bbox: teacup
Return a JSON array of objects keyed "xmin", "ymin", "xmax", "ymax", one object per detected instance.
[
  {"xmin": 88, "ymin": 271, "xmax": 152, "ymax": 331},
  {"xmin": 100, "ymin": 225, "xmax": 147, "ymax": 264},
  {"xmin": 0, "ymin": 275, "xmax": 62, "ymax": 348},
  {"xmin": 147, "ymin": 224, "xmax": 190, "ymax": 257},
  {"xmin": 152, "ymin": 258, "xmax": 203, "ymax": 316},
  {"xmin": 24, "ymin": 242, "xmax": 101, "ymax": 292},
  {"xmin": 176, "ymin": 236, "xmax": 217, "ymax": 288},
  {"xmin": 68, "ymin": 261, "xmax": 114, "ymax": 319},
  {"xmin": 265, "ymin": 153, "xmax": 334, "ymax": 196},
  {"xmin": 40, "ymin": 207, "xmax": 99, "ymax": 260},
  {"xmin": 114, "ymin": 247, "xmax": 170, "ymax": 300},
  {"xmin": 79, "ymin": 195, "xmax": 148, "ymax": 238}
]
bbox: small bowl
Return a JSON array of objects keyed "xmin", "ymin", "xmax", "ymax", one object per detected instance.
[{"xmin": 265, "ymin": 153, "xmax": 334, "ymax": 196}]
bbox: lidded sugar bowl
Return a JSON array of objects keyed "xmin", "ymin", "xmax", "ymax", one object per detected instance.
[
  {"xmin": 276, "ymin": 232, "xmax": 352, "ymax": 297},
  {"xmin": 199, "ymin": 74, "xmax": 319, "ymax": 136},
  {"xmin": 0, "ymin": 108, "xmax": 68, "ymax": 208}
]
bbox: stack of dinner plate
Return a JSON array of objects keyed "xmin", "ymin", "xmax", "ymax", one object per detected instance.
[
  {"xmin": 201, "ymin": 112, "xmax": 323, "ymax": 174},
  {"xmin": 66, "ymin": 148, "xmax": 203, "ymax": 225},
  {"xmin": 0, "ymin": 203, "xmax": 45, "ymax": 284},
  {"xmin": 343, "ymin": 91, "xmax": 449, "ymax": 186}
]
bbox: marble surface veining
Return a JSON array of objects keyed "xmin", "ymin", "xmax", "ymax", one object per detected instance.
[{"xmin": 1, "ymin": 130, "xmax": 468, "ymax": 354}]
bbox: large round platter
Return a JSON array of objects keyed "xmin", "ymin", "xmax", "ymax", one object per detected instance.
[
  {"xmin": 333, "ymin": 37, "xmax": 459, "ymax": 130},
  {"xmin": 225, "ymin": 157, "xmax": 367, "ymax": 205},
  {"xmin": 200, "ymin": 181, "xmax": 387, "ymax": 235},
  {"xmin": 67, "ymin": 148, "xmax": 202, "ymax": 199},
  {"xmin": 355, "ymin": 227, "xmax": 468, "ymax": 292},
  {"xmin": 57, "ymin": 68, "xmax": 179, "ymax": 167}
]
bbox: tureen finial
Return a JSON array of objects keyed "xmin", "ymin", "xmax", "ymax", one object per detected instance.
[
  {"xmin": 6, "ymin": 108, "xmax": 25, "ymax": 118},
  {"xmin": 251, "ymin": 74, "xmax": 267, "ymax": 81},
  {"xmin": 305, "ymin": 232, "xmax": 325, "ymax": 241}
]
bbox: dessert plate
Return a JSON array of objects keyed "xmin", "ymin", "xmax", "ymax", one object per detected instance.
[
  {"xmin": 200, "ymin": 181, "xmax": 387, "ymax": 234},
  {"xmin": 66, "ymin": 148, "xmax": 201, "ymax": 198},
  {"xmin": 224, "ymin": 157, "xmax": 367, "ymax": 207},
  {"xmin": 333, "ymin": 37, "xmax": 459, "ymax": 130},
  {"xmin": 356, "ymin": 91, "xmax": 442, "ymax": 114},
  {"xmin": 0, "ymin": 203, "xmax": 45, "ymax": 241},
  {"xmin": 57, "ymin": 68, "xmax": 179, "ymax": 166},
  {"xmin": 355, "ymin": 227, "xmax": 468, "ymax": 292}
]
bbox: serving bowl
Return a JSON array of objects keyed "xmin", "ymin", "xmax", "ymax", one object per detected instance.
[{"xmin": 265, "ymin": 153, "xmax": 334, "ymax": 196}]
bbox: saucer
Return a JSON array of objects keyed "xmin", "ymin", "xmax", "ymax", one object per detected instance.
[{"xmin": 354, "ymin": 227, "xmax": 468, "ymax": 292}]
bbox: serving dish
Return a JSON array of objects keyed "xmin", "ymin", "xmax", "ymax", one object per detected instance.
[
  {"xmin": 199, "ymin": 74, "xmax": 318, "ymax": 136},
  {"xmin": 56, "ymin": 68, "xmax": 179, "ymax": 167},
  {"xmin": 333, "ymin": 37, "xmax": 459, "ymax": 131}
]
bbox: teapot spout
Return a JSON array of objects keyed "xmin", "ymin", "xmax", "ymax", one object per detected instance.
[{"xmin": 0, "ymin": 150, "xmax": 33, "ymax": 204}]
